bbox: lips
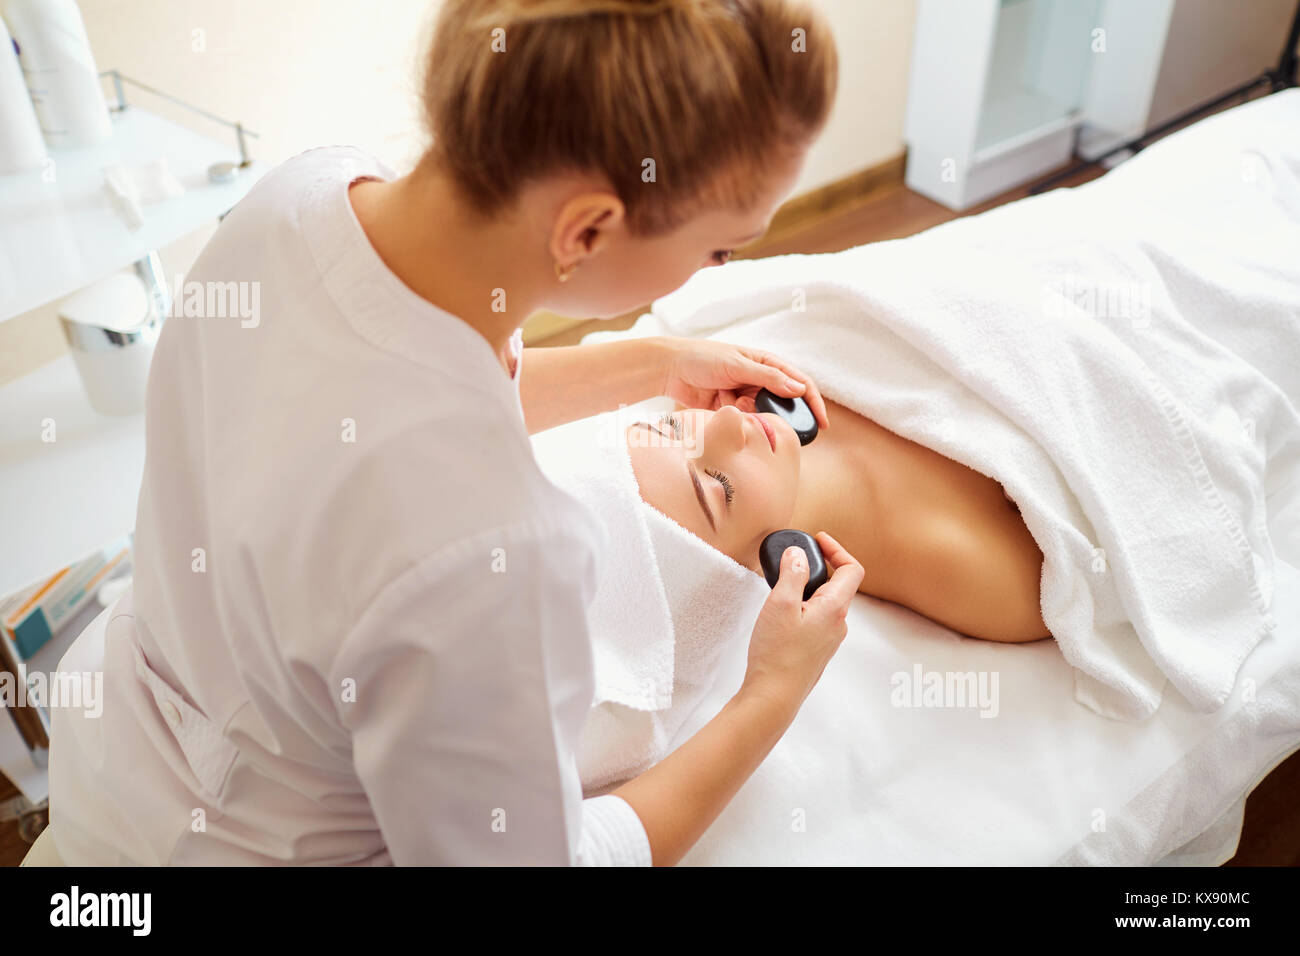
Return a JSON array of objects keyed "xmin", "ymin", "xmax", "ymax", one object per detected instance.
[{"xmin": 750, "ymin": 412, "xmax": 776, "ymax": 452}]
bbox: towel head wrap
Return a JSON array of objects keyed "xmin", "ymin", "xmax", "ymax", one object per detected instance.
[{"xmin": 532, "ymin": 408, "xmax": 771, "ymax": 714}]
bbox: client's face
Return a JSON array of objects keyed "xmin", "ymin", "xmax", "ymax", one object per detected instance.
[{"xmin": 625, "ymin": 406, "xmax": 801, "ymax": 571}]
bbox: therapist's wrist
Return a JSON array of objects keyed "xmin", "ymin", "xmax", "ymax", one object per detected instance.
[
  {"xmin": 590, "ymin": 335, "xmax": 675, "ymax": 403},
  {"xmin": 642, "ymin": 336, "xmax": 678, "ymax": 400},
  {"xmin": 732, "ymin": 676, "xmax": 804, "ymax": 730}
]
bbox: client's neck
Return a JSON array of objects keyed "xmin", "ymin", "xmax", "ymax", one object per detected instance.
[
  {"xmin": 784, "ymin": 434, "xmax": 884, "ymax": 563},
  {"xmin": 787, "ymin": 448, "xmax": 843, "ymax": 539}
]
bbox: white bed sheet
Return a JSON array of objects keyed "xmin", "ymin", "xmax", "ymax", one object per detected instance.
[
  {"xmin": 579, "ymin": 91, "xmax": 1300, "ymax": 865},
  {"xmin": 668, "ymin": 511, "xmax": 1299, "ymax": 866}
]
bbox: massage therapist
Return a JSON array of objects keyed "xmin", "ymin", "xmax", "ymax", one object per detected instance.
[{"xmin": 47, "ymin": 0, "xmax": 864, "ymax": 866}]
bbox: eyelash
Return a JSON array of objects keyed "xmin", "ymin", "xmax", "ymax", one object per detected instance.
[
  {"xmin": 658, "ymin": 412, "xmax": 682, "ymax": 437},
  {"xmin": 660, "ymin": 413, "xmax": 734, "ymax": 504},
  {"xmin": 706, "ymin": 468, "xmax": 735, "ymax": 504}
]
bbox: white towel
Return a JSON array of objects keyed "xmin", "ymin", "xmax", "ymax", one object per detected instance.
[
  {"xmin": 532, "ymin": 409, "xmax": 771, "ymax": 791},
  {"xmin": 531, "ymin": 410, "xmax": 674, "ymax": 711},
  {"xmin": 647, "ymin": 143, "xmax": 1300, "ymax": 721}
]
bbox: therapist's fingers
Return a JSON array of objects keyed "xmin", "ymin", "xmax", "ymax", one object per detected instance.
[
  {"xmin": 730, "ymin": 392, "xmax": 758, "ymax": 414},
  {"xmin": 770, "ymin": 545, "xmax": 811, "ymax": 609},
  {"xmin": 735, "ymin": 351, "xmax": 806, "ymax": 399},
  {"xmin": 806, "ymin": 531, "xmax": 864, "ymax": 612},
  {"xmin": 738, "ymin": 348, "xmax": 830, "ymax": 431}
]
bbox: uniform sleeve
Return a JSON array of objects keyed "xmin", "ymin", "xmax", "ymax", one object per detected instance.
[
  {"xmin": 330, "ymin": 519, "xmax": 650, "ymax": 865},
  {"xmin": 577, "ymin": 794, "xmax": 653, "ymax": 866}
]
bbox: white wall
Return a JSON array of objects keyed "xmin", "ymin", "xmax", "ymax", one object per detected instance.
[
  {"xmin": 797, "ymin": 0, "xmax": 918, "ymax": 192},
  {"xmin": 1, "ymin": 0, "xmax": 914, "ymax": 383}
]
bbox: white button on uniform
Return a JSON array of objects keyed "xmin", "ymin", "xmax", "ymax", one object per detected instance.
[{"xmin": 160, "ymin": 701, "xmax": 181, "ymax": 727}]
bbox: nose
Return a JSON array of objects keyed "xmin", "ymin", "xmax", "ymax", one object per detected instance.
[{"xmin": 705, "ymin": 405, "xmax": 748, "ymax": 454}]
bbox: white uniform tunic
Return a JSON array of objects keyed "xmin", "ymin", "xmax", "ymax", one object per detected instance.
[{"xmin": 46, "ymin": 146, "xmax": 651, "ymax": 865}]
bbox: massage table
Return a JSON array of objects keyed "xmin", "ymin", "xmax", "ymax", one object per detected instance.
[{"xmin": 580, "ymin": 89, "xmax": 1300, "ymax": 866}]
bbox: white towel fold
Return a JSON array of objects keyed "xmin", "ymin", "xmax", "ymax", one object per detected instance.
[
  {"xmin": 647, "ymin": 162, "xmax": 1300, "ymax": 720},
  {"xmin": 532, "ymin": 408, "xmax": 771, "ymax": 791},
  {"xmin": 531, "ymin": 410, "xmax": 675, "ymax": 711}
]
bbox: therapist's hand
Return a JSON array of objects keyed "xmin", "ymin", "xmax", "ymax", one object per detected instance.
[
  {"xmin": 742, "ymin": 532, "xmax": 863, "ymax": 708},
  {"xmin": 612, "ymin": 530, "xmax": 863, "ymax": 866},
  {"xmin": 658, "ymin": 337, "xmax": 830, "ymax": 431}
]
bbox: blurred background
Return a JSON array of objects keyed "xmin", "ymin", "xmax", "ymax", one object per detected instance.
[{"xmin": 3, "ymin": 0, "xmax": 1298, "ymax": 381}]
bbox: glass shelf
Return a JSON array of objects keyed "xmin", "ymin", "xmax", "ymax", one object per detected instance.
[
  {"xmin": 0, "ymin": 106, "xmax": 265, "ymax": 322},
  {"xmin": 975, "ymin": 0, "xmax": 1100, "ymax": 156}
]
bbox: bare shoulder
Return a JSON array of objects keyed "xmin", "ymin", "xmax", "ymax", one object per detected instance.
[{"xmin": 879, "ymin": 508, "xmax": 1051, "ymax": 644}]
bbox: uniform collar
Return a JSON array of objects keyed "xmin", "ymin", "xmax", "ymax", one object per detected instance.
[{"xmin": 297, "ymin": 148, "xmax": 521, "ymax": 407}]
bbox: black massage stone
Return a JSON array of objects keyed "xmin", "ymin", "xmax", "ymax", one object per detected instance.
[
  {"xmin": 759, "ymin": 529, "xmax": 829, "ymax": 602},
  {"xmin": 754, "ymin": 388, "xmax": 818, "ymax": 446}
]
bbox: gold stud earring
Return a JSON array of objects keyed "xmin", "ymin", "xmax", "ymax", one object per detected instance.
[{"xmin": 554, "ymin": 260, "xmax": 578, "ymax": 283}]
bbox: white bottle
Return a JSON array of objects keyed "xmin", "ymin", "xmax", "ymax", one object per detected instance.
[
  {"xmin": 0, "ymin": 15, "xmax": 46, "ymax": 172},
  {"xmin": 3, "ymin": 0, "xmax": 111, "ymax": 148}
]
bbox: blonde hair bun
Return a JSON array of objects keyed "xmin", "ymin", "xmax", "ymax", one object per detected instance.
[{"xmin": 421, "ymin": 0, "xmax": 837, "ymax": 235}]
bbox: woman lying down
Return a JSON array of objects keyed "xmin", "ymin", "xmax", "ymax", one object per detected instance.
[
  {"xmin": 630, "ymin": 402, "xmax": 1050, "ymax": 645},
  {"xmin": 533, "ymin": 386, "xmax": 1052, "ymax": 793}
]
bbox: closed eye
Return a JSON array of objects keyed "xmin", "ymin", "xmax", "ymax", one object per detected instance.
[
  {"xmin": 658, "ymin": 412, "xmax": 684, "ymax": 438},
  {"xmin": 660, "ymin": 413, "xmax": 734, "ymax": 507},
  {"xmin": 646, "ymin": 413, "xmax": 732, "ymax": 528},
  {"xmin": 705, "ymin": 468, "xmax": 734, "ymax": 504}
]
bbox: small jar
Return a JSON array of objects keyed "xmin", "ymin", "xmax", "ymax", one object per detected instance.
[{"xmin": 58, "ymin": 255, "xmax": 168, "ymax": 416}]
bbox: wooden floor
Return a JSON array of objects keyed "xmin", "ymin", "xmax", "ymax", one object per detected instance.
[
  {"xmin": 536, "ymin": 82, "xmax": 1280, "ymax": 348},
  {"xmin": 1226, "ymin": 751, "xmax": 1300, "ymax": 866},
  {"xmin": 533, "ymin": 158, "xmax": 1110, "ymax": 347},
  {"xmin": 4, "ymin": 90, "xmax": 1295, "ymax": 865}
]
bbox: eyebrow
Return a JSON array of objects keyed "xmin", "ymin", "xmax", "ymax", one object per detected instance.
[
  {"xmin": 633, "ymin": 421, "xmax": 716, "ymax": 532},
  {"xmin": 687, "ymin": 461, "xmax": 717, "ymax": 532}
]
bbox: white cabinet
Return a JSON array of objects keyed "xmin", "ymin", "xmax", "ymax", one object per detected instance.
[
  {"xmin": 904, "ymin": 0, "xmax": 1175, "ymax": 209},
  {"xmin": 0, "ymin": 82, "xmax": 265, "ymax": 599}
]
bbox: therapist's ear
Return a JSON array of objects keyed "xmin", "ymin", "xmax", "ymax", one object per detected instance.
[{"xmin": 549, "ymin": 193, "xmax": 624, "ymax": 267}]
